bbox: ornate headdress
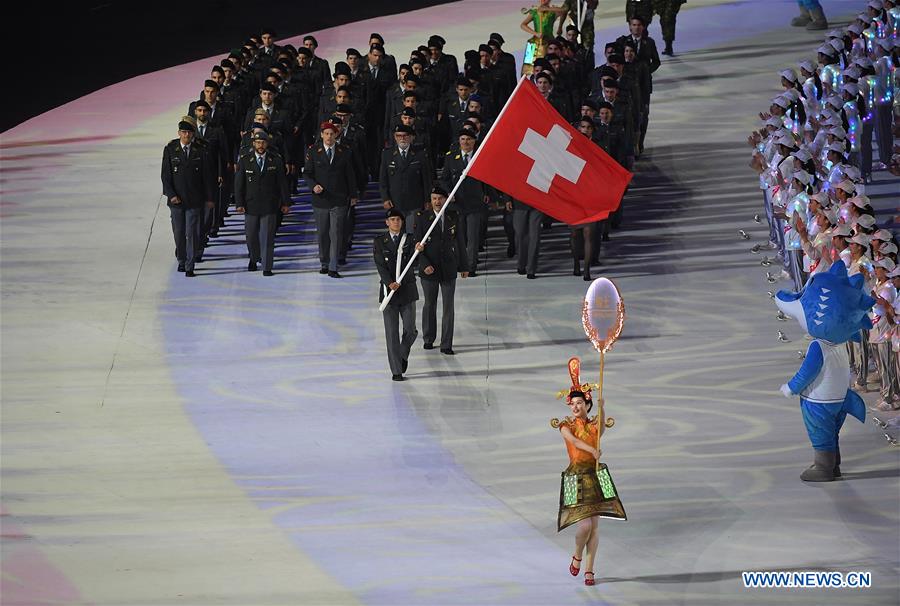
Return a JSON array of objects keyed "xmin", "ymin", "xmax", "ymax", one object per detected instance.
[{"xmin": 556, "ymin": 357, "xmax": 599, "ymax": 405}]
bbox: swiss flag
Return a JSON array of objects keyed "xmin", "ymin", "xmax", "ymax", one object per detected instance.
[{"xmin": 466, "ymin": 78, "xmax": 633, "ymax": 225}]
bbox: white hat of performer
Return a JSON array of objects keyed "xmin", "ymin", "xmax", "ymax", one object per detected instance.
[
  {"xmin": 872, "ymin": 229, "xmax": 894, "ymax": 242},
  {"xmin": 874, "ymin": 258, "xmax": 896, "ymax": 271},
  {"xmin": 853, "ymin": 215, "xmax": 876, "ymax": 230},
  {"xmin": 832, "ymin": 224, "xmax": 853, "ymax": 237},
  {"xmin": 850, "ymin": 233, "xmax": 872, "ymax": 247},
  {"xmin": 849, "ymin": 195, "xmax": 871, "ymax": 208},
  {"xmin": 798, "ymin": 59, "xmax": 815, "ymax": 73},
  {"xmin": 836, "ymin": 180, "xmax": 856, "ymax": 194}
]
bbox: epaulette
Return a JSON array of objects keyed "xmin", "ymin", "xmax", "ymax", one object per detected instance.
[{"xmin": 445, "ymin": 150, "xmax": 452, "ymax": 155}]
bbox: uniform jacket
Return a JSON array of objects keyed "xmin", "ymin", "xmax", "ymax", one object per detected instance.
[
  {"xmin": 615, "ymin": 34, "xmax": 661, "ymax": 94},
  {"xmin": 440, "ymin": 150, "xmax": 489, "ymax": 214},
  {"xmin": 161, "ymin": 139, "xmax": 216, "ymax": 208},
  {"xmin": 373, "ymin": 231, "xmax": 419, "ymax": 306},
  {"xmin": 414, "ymin": 208, "xmax": 470, "ymax": 281},
  {"xmin": 378, "ymin": 146, "xmax": 433, "ymax": 212},
  {"xmin": 234, "ymin": 151, "xmax": 290, "ymax": 215},
  {"xmin": 303, "ymin": 143, "xmax": 357, "ymax": 209}
]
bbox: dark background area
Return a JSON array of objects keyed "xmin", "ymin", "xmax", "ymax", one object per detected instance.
[{"xmin": 2, "ymin": 0, "xmax": 456, "ymax": 132}]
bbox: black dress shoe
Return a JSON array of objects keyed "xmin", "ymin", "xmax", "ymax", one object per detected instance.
[
  {"xmin": 440, "ymin": 348, "xmax": 455, "ymax": 355},
  {"xmin": 423, "ymin": 343, "xmax": 434, "ymax": 350},
  {"xmin": 177, "ymin": 264, "xmax": 185, "ymax": 272},
  {"xmin": 526, "ymin": 273, "xmax": 536, "ymax": 280},
  {"xmin": 248, "ymin": 261, "xmax": 258, "ymax": 271},
  {"xmin": 185, "ymin": 270, "xmax": 196, "ymax": 277},
  {"xmin": 402, "ymin": 358, "xmax": 408, "ymax": 373},
  {"xmin": 583, "ymin": 274, "xmax": 592, "ymax": 281},
  {"xmin": 392, "ymin": 374, "xmax": 405, "ymax": 381},
  {"xmin": 263, "ymin": 270, "xmax": 274, "ymax": 276},
  {"xmin": 328, "ymin": 271, "xmax": 343, "ymax": 278},
  {"xmin": 517, "ymin": 268, "xmax": 526, "ymax": 275},
  {"xmin": 319, "ymin": 267, "xmax": 329, "ymax": 274},
  {"xmin": 507, "ymin": 243, "xmax": 515, "ymax": 258}
]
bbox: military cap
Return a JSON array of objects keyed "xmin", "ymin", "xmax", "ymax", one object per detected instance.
[
  {"xmin": 204, "ymin": 79, "xmax": 220, "ymax": 90},
  {"xmin": 394, "ymin": 124, "xmax": 414, "ymax": 135},
  {"xmin": 250, "ymin": 122, "xmax": 268, "ymax": 131},
  {"xmin": 333, "ymin": 61, "xmax": 352, "ymax": 76},
  {"xmin": 580, "ymin": 98, "xmax": 599, "ymax": 111},
  {"xmin": 260, "ymin": 83, "xmax": 278, "ymax": 93},
  {"xmin": 566, "ymin": 24, "xmax": 579, "ymax": 32},
  {"xmin": 178, "ymin": 119, "xmax": 196, "ymax": 132},
  {"xmin": 600, "ymin": 78, "xmax": 618, "ymax": 89},
  {"xmin": 478, "ymin": 44, "xmax": 492, "ymax": 54},
  {"xmin": 400, "ymin": 107, "xmax": 416, "ymax": 117},
  {"xmin": 251, "ymin": 131, "xmax": 270, "ymax": 141},
  {"xmin": 254, "ymin": 107, "xmax": 270, "ymax": 117},
  {"xmin": 402, "ymin": 90, "xmax": 418, "ymax": 99},
  {"xmin": 431, "ymin": 185, "xmax": 449, "ymax": 197},
  {"xmin": 458, "ymin": 128, "xmax": 477, "ymax": 139},
  {"xmin": 386, "ymin": 208, "xmax": 405, "ymax": 219},
  {"xmin": 346, "ymin": 47, "xmax": 362, "ymax": 58},
  {"xmin": 427, "ymin": 35, "xmax": 446, "ymax": 48},
  {"xmin": 265, "ymin": 72, "xmax": 283, "ymax": 82},
  {"xmin": 221, "ymin": 59, "xmax": 236, "ymax": 70},
  {"xmin": 534, "ymin": 70, "xmax": 554, "ymax": 83},
  {"xmin": 320, "ymin": 121, "xmax": 339, "ymax": 132},
  {"xmin": 489, "ymin": 32, "xmax": 505, "ymax": 45},
  {"xmin": 596, "ymin": 101, "xmax": 614, "ymax": 111},
  {"xmin": 336, "ymin": 85, "xmax": 352, "ymax": 94},
  {"xmin": 297, "ymin": 47, "xmax": 312, "ymax": 57},
  {"xmin": 194, "ymin": 99, "xmax": 211, "ymax": 110},
  {"xmin": 335, "ymin": 103, "xmax": 353, "ymax": 113}
]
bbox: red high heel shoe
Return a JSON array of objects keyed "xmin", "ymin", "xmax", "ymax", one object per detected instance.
[
  {"xmin": 584, "ymin": 571, "xmax": 595, "ymax": 586},
  {"xmin": 569, "ymin": 556, "xmax": 582, "ymax": 576}
]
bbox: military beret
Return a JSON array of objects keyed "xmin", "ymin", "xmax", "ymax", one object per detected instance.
[
  {"xmin": 533, "ymin": 58, "xmax": 552, "ymax": 70},
  {"xmin": 178, "ymin": 120, "xmax": 196, "ymax": 132},
  {"xmin": 211, "ymin": 65, "xmax": 225, "ymax": 76},
  {"xmin": 581, "ymin": 98, "xmax": 599, "ymax": 110},
  {"xmin": 410, "ymin": 58, "xmax": 426, "ymax": 68},
  {"xmin": 251, "ymin": 131, "xmax": 270, "ymax": 141},
  {"xmin": 596, "ymin": 65, "xmax": 618, "ymax": 79},
  {"xmin": 221, "ymin": 59, "xmax": 236, "ymax": 70},
  {"xmin": 466, "ymin": 111, "xmax": 483, "ymax": 121},
  {"xmin": 260, "ymin": 83, "xmax": 278, "ymax": 93},
  {"xmin": 566, "ymin": 25, "xmax": 579, "ymax": 32},
  {"xmin": 346, "ymin": 47, "xmax": 362, "ymax": 58},
  {"xmin": 427, "ymin": 35, "xmax": 445, "ymax": 48},
  {"xmin": 431, "ymin": 185, "xmax": 449, "ymax": 197},
  {"xmin": 194, "ymin": 99, "xmax": 211, "ymax": 110},
  {"xmin": 303, "ymin": 35, "xmax": 319, "ymax": 47},
  {"xmin": 386, "ymin": 208, "xmax": 405, "ymax": 219},
  {"xmin": 402, "ymin": 90, "xmax": 418, "ymax": 99},
  {"xmin": 204, "ymin": 79, "xmax": 220, "ymax": 90},
  {"xmin": 604, "ymin": 42, "xmax": 621, "ymax": 53},
  {"xmin": 456, "ymin": 76, "xmax": 473, "ymax": 88},
  {"xmin": 576, "ymin": 117, "xmax": 595, "ymax": 128},
  {"xmin": 400, "ymin": 107, "xmax": 416, "ymax": 117},
  {"xmin": 335, "ymin": 103, "xmax": 353, "ymax": 113},
  {"xmin": 608, "ymin": 53, "xmax": 626, "ymax": 65},
  {"xmin": 458, "ymin": 128, "xmax": 477, "ymax": 139},
  {"xmin": 489, "ymin": 32, "xmax": 505, "ymax": 45},
  {"xmin": 336, "ymin": 85, "xmax": 352, "ymax": 94},
  {"xmin": 369, "ymin": 43, "xmax": 385, "ymax": 54},
  {"xmin": 320, "ymin": 121, "xmax": 339, "ymax": 132},
  {"xmin": 370, "ymin": 33, "xmax": 385, "ymax": 44},
  {"xmin": 596, "ymin": 101, "xmax": 614, "ymax": 111},
  {"xmin": 601, "ymin": 78, "xmax": 619, "ymax": 89},
  {"xmin": 254, "ymin": 107, "xmax": 270, "ymax": 117},
  {"xmin": 250, "ymin": 122, "xmax": 268, "ymax": 131},
  {"xmin": 468, "ymin": 93, "xmax": 482, "ymax": 103},
  {"xmin": 333, "ymin": 61, "xmax": 352, "ymax": 76},
  {"xmin": 465, "ymin": 50, "xmax": 480, "ymax": 64},
  {"xmin": 394, "ymin": 124, "xmax": 414, "ymax": 134},
  {"xmin": 297, "ymin": 47, "xmax": 312, "ymax": 57},
  {"xmin": 534, "ymin": 70, "xmax": 554, "ymax": 83},
  {"xmin": 265, "ymin": 72, "xmax": 283, "ymax": 82},
  {"xmin": 404, "ymin": 73, "xmax": 419, "ymax": 83},
  {"xmin": 478, "ymin": 44, "xmax": 492, "ymax": 54}
]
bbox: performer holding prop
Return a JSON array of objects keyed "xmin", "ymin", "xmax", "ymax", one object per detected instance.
[
  {"xmin": 520, "ymin": 0, "xmax": 568, "ymax": 75},
  {"xmin": 551, "ymin": 278, "xmax": 626, "ymax": 586}
]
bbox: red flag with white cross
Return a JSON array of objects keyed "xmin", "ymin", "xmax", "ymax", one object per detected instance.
[{"xmin": 466, "ymin": 78, "xmax": 633, "ymax": 225}]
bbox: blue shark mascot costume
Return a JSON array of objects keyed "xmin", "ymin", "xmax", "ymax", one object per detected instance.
[{"xmin": 775, "ymin": 261, "xmax": 873, "ymax": 482}]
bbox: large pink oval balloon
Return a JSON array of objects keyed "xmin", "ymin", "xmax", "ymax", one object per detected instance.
[{"xmin": 582, "ymin": 277, "xmax": 625, "ymax": 353}]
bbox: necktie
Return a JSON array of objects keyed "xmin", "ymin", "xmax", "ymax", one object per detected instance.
[
  {"xmin": 327, "ymin": 147, "xmax": 334, "ymax": 163},
  {"xmin": 401, "ymin": 149, "xmax": 407, "ymax": 160},
  {"xmin": 460, "ymin": 100, "xmax": 466, "ymax": 112},
  {"xmin": 257, "ymin": 156, "xmax": 263, "ymax": 170},
  {"xmin": 392, "ymin": 234, "xmax": 400, "ymax": 246},
  {"xmin": 372, "ymin": 67, "xmax": 378, "ymax": 79},
  {"xmin": 463, "ymin": 152, "xmax": 469, "ymax": 165},
  {"xmin": 182, "ymin": 145, "xmax": 189, "ymax": 159},
  {"xmin": 199, "ymin": 125, "xmax": 206, "ymax": 137}
]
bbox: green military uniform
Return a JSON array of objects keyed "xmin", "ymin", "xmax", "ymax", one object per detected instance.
[
  {"xmin": 561, "ymin": 0, "xmax": 596, "ymax": 52},
  {"xmin": 653, "ymin": 0, "xmax": 686, "ymax": 50}
]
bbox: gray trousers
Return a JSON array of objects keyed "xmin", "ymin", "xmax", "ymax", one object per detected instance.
[
  {"xmin": 245, "ymin": 213, "xmax": 278, "ymax": 271},
  {"xmin": 513, "ymin": 207, "xmax": 543, "ymax": 274},
  {"xmin": 874, "ymin": 103, "xmax": 893, "ymax": 165},
  {"xmin": 313, "ymin": 205, "xmax": 347, "ymax": 271},
  {"xmin": 422, "ymin": 278, "xmax": 456, "ymax": 349},
  {"xmin": 170, "ymin": 206, "xmax": 200, "ymax": 271},
  {"xmin": 459, "ymin": 210, "xmax": 486, "ymax": 271},
  {"xmin": 403, "ymin": 209, "xmax": 418, "ymax": 235},
  {"xmin": 383, "ymin": 301, "xmax": 418, "ymax": 375},
  {"xmin": 874, "ymin": 341, "xmax": 899, "ymax": 402}
]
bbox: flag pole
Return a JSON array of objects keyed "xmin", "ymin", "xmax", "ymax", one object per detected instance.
[{"xmin": 378, "ymin": 75, "xmax": 532, "ymax": 312}]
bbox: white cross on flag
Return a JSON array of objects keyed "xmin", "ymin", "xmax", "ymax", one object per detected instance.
[{"xmin": 467, "ymin": 79, "xmax": 632, "ymax": 225}]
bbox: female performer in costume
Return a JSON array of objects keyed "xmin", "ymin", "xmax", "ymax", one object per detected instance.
[
  {"xmin": 552, "ymin": 358, "xmax": 626, "ymax": 586},
  {"xmin": 520, "ymin": 0, "xmax": 567, "ymax": 75}
]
